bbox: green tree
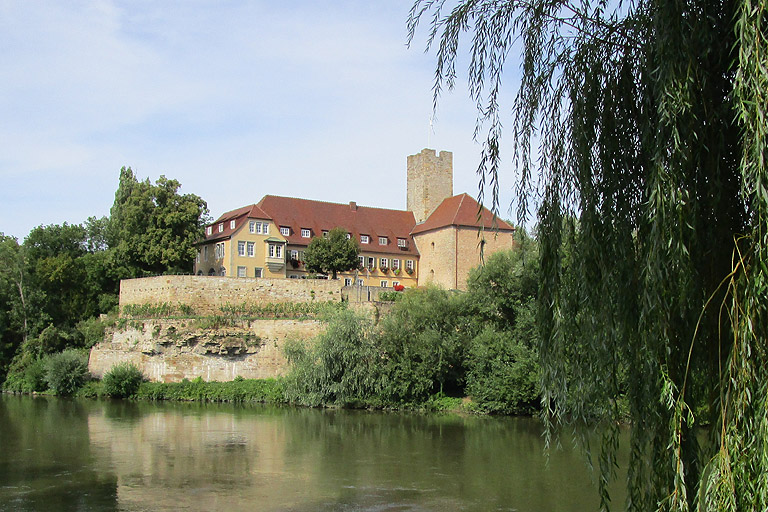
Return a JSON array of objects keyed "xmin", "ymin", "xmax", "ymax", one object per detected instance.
[
  {"xmin": 303, "ymin": 227, "xmax": 360, "ymax": 279},
  {"xmin": 109, "ymin": 167, "xmax": 209, "ymax": 276},
  {"xmin": 411, "ymin": 0, "xmax": 767, "ymax": 509}
]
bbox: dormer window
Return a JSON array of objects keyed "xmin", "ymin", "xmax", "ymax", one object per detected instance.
[
  {"xmin": 218, "ymin": 223, "xmax": 224, "ymax": 233},
  {"xmin": 322, "ymin": 230, "xmax": 329, "ymax": 238},
  {"xmin": 301, "ymin": 228, "xmax": 311, "ymax": 238},
  {"xmin": 230, "ymin": 220, "xmax": 236, "ymax": 229},
  {"xmin": 360, "ymin": 235, "xmax": 370, "ymax": 244},
  {"xmin": 280, "ymin": 226, "xmax": 291, "ymax": 236},
  {"xmin": 379, "ymin": 237, "xmax": 388, "ymax": 245},
  {"xmin": 207, "ymin": 226, "xmax": 212, "ymax": 236},
  {"xmin": 346, "ymin": 233, "xmax": 351, "ymax": 240},
  {"xmin": 397, "ymin": 238, "xmax": 408, "ymax": 248}
]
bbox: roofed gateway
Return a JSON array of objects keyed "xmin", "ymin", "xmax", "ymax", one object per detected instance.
[{"xmin": 194, "ymin": 149, "xmax": 515, "ymax": 290}]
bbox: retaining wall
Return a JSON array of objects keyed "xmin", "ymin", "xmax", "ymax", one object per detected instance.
[
  {"xmin": 89, "ymin": 319, "xmax": 323, "ymax": 382},
  {"xmin": 119, "ymin": 276, "xmax": 344, "ymax": 316}
]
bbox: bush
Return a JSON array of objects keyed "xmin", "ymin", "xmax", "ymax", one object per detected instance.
[
  {"xmin": 102, "ymin": 363, "xmax": 144, "ymax": 398},
  {"xmin": 465, "ymin": 327, "xmax": 540, "ymax": 414},
  {"xmin": 135, "ymin": 377, "xmax": 286, "ymax": 403},
  {"xmin": 45, "ymin": 350, "xmax": 89, "ymax": 396},
  {"xmin": 3, "ymin": 355, "xmax": 50, "ymax": 393},
  {"xmin": 76, "ymin": 316, "xmax": 107, "ymax": 348},
  {"xmin": 283, "ymin": 308, "xmax": 382, "ymax": 406}
]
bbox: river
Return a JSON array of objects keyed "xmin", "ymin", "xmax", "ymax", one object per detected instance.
[{"xmin": 0, "ymin": 394, "xmax": 625, "ymax": 511}]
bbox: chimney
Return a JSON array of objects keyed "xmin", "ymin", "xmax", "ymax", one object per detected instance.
[{"xmin": 349, "ymin": 201, "xmax": 357, "ymax": 211}]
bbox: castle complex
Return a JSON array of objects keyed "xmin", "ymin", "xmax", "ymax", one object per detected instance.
[{"xmin": 193, "ymin": 149, "xmax": 515, "ymax": 291}]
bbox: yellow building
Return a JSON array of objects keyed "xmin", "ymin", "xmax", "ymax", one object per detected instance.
[{"xmin": 194, "ymin": 149, "xmax": 515, "ymax": 290}]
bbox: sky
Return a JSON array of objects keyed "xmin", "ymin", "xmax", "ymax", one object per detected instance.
[{"xmin": 0, "ymin": 1, "xmax": 522, "ymax": 241}]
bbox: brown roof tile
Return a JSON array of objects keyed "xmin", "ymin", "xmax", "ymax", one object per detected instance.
[
  {"xmin": 257, "ymin": 195, "xmax": 420, "ymax": 256},
  {"xmin": 410, "ymin": 193, "xmax": 515, "ymax": 235},
  {"xmin": 201, "ymin": 204, "xmax": 272, "ymax": 243}
]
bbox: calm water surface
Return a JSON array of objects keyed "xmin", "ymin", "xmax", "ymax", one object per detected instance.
[{"xmin": 0, "ymin": 394, "xmax": 625, "ymax": 511}]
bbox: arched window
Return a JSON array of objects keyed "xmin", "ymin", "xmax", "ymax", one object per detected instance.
[{"xmin": 208, "ymin": 268, "xmax": 216, "ymax": 276}]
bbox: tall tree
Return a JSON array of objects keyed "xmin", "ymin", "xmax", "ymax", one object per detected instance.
[
  {"xmin": 410, "ymin": 0, "xmax": 767, "ymax": 510},
  {"xmin": 109, "ymin": 167, "xmax": 209, "ymax": 276},
  {"xmin": 303, "ymin": 227, "xmax": 360, "ymax": 280}
]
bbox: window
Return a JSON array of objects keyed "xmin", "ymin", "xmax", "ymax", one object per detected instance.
[
  {"xmin": 392, "ymin": 281, "xmax": 400, "ymax": 287},
  {"xmin": 237, "ymin": 266, "xmax": 246, "ymax": 278},
  {"xmin": 280, "ymin": 226, "xmax": 290, "ymax": 236},
  {"xmin": 367, "ymin": 257, "xmax": 375, "ymax": 269},
  {"xmin": 301, "ymin": 228, "xmax": 311, "ymax": 238},
  {"xmin": 254, "ymin": 268, "xmax": 263, "ymax": 278},
  {"xmin": 358, "ymin": 255, "xmax": 365, "ymax": 268},
  {"xmin": 247, "ymin": 242, "xmax": 254, "ymax": 257},
  {"xmin": 406, "ymin": 259, "xmax": 414, "ymax": 271},
  {"xmin": 215, "ymin": 242, "xmax": 225, "ymax": 259},
  {"xmin": 397, "ymin": 238, "xmax": 408, "ymax": 248},
  {"xmin": 379, "ymin": 236, "xmax": 388, "ymax": 245},
  {"xmin": 290, "ymin": 250, "xmax": 299, "ymax": 260},
  {"xmin": 380, "ymin": 258, "xmax": 388, "ymax": 269},
  {"xmin": 196, "ymin": 251, "xmax": 200, "ymax": 263},
  {"xmin": 219, "ymin": 267, "xmax": 226, "ymax": 276},
  {"xmin": 322, "ymin": 230, "xmax": 329, "ymax": 238},
  {"xmin": 346, "ymin": 233, "xmax": 351, "ymax": 239},
  {"xmin": 380, "ymin": 281, "xmax": 388, "ymax": 287},
  {"xmin": 269, "ymin": 244, "xmax": 283, "ymax": 259},
  {"xmin": 344, "ymin": 278, "xmax": 352, "ymax": 286},
  {"xmin": 204, "ymin": 246, "xmax": 208, "ymax": 259},
  {"xmin": 357, "ymin": 279, "xmax": 364, "ymax": 286},
  {"xmin": 218, "ymin": 223, "xmax": 224, "ymax": 233},
  {"xmin": 360, "ymin": 235, "xmax": 370, "ymax": 244},
  {"xmin": 299, "ymin": 251, "xmax": 305, "ymax": 261},
  {"xmin": 206, "ymin": 226, "xmax": 212, "ymax": 235},
  {"xmin": 238, "ymin": 241, "xmax": 245, "ymax": 256},
  {"xmin": 249, "ymin": 221, "xmax": 256, "ymax": 233},
  {"xmin": 263, "ymin": 223, "xmax": 269, "ymax": 234},
  {"xmin": 392, "ymin": 259, "xmax": 400, "ymax": 270},
  {"xmin": 230, "ymin": 220, "xmax": 236, "ymax": 229}
]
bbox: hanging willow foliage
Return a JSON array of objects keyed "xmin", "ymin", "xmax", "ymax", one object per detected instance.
[{"xmin": 409, "ymin": 0, "xmax": 767, "ymax": 510}]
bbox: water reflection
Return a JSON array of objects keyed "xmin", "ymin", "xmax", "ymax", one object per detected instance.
[{"xmin": 0, "ymin": 395, "xmax": 625, "ymax": 511}]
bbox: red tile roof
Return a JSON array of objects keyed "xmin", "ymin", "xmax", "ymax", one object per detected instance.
[
  {"xmin": 257, "ymin": 195, "xmax": 419, "ymax": 256},
  {"xmin": 410, "ymin": 193, "xmax": 515, "ymax": 235},
  {"xmin": 201, "ymin": 204, "xmax": 272, "ymax": 243}
]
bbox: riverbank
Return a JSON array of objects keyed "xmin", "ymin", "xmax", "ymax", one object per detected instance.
[{"xmin": 4, "ymin": 376, "xmax": 479, "ymax": 415}]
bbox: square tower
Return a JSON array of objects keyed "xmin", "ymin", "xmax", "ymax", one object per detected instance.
[{"xmin": 407, "ymin": 148, "xmax": 453, "ymax": 223}]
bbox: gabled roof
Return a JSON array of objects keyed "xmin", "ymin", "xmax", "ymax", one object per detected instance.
[
  {"xmin": 257, "ymin": 195, "xmax": 419, "ymax": 256},
  {"xmin": 410, "ymin": 193, "xmax": 515, "ymax": 235},
  {"xmin": 202, "ymin": 204, "xmax": 272, "ymax": 243}
]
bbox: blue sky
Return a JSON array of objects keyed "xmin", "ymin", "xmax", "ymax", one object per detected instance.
[{"xmin": 0, "ymin": 1, "xmax": 521, "ymax": 240}]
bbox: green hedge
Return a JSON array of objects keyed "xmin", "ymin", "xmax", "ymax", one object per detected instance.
[{"xmin": 135, "ymin": 377, "xmax": 286, "ymax": 403}]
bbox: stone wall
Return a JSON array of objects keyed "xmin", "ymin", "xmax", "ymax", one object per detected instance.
[
  {"xmin": 119, "ymin": 275, "xmax": 343, "ymax": 316},
  {"xmin": 89, "ymin": 318, "xmax": 324, "ymax": 382}
]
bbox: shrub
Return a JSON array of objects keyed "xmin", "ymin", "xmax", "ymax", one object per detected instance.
[
  {"xmin": 283, "ymin": 308, "xmax": 382, "ymax": 406},
  {"xmin": 45, "ymin": 350, "xmax": 89, "ymax": 396},
  {"xmin": 465, "ymin": 327, "xmax": 540, "ymax": 414},
  {"xmin": 102, "ymin": 363, "xmax": 144, "ymax": 398},
  {"xmin": 76, "ymin": 316, "xmax": 107, "ymax": 348},
  {"xmin": 3, "ymin": 355, "xmax": 50, "ymax": 393}
]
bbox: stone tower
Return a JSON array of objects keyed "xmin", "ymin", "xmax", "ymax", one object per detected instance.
[{"xmin": 407, "ymin": 148, "xmax": 453, "ymax": 223}]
